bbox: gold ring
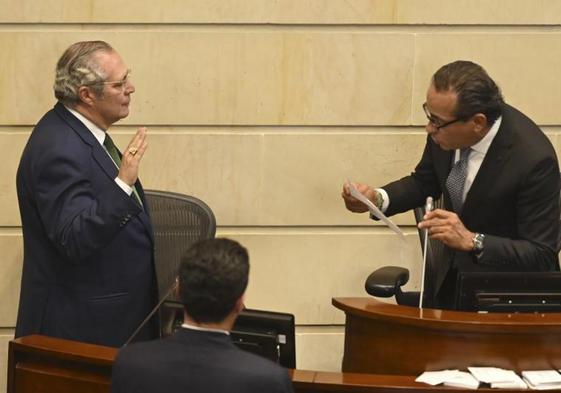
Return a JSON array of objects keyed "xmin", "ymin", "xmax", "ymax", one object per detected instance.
[{"xmin": 128, "ymin": 147, "xmax": 138, "ymax": 156}]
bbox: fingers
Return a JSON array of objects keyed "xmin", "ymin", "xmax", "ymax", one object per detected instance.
[
  {"xmin": 419, "ymin": 209, "xmax": 456, "ymax": 228},
  {"xmin": 125, "ymin": 127, "xmax": 148, "ymax": 159},
  {"xmin": 125, "ymin": 127, "xmax": 147, "ymax": 152},
  {"xmin": 117, "ymin": 127, "xmax": 148, "ymax": 187},
  {"xmin": 423, "ymin": 208, "xmax": 453, "ymax": 220},
  {"xmin": 342, "ymin": 182, "xmax": 351, "ymax": 197}
]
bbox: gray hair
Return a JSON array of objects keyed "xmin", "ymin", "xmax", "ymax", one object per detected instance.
[{"xmin": 54, "ymin": 41, "xmax": 114, "ymax": 106}]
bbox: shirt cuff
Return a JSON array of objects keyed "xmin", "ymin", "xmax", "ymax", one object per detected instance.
[{"xmin": 114, "ymin": 177, "xmax": 134, "ymax": 196}]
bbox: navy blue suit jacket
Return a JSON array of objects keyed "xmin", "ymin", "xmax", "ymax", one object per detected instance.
[
  {"xmin": 15, "ymin": 103, "xmax": 157, "ymax": 347},
  {"xmin": 111, "ymin": 328, "xmax": 295, "ymax": 393}
]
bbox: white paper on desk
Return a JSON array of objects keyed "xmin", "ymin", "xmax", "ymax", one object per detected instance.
[
  {"xmin": 468, "ymin": 367, "xmax": 523, "ymax": 384},
  {"xmin": 522, "ymin": 371, "xmax": 561, "ymax": 385},
  {"xmin": 346, "ymin": 180, "xmax": 404, "ymax": 239},
  {"xmin": 522, "ymin": 371, "xmax": 561, "ymax": 390},
  {"xmin": 443, "ymin": 371, "xmax": 480, "ymax": 390},
  {"xmin": 491, "ymin": 376, "xmax": 527, "ymax": 390},
  {"xmin": 415, "ymin": 370, "xmax": 460, "ymax": 386}
]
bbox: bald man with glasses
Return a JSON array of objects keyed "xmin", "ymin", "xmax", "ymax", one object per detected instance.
[
  {"xmin": 342, "ymin": 60, "xmax": 560, "ymax": 309},
  {"xmin": 15, "ymin": 41, "xmax": 157, "ymax": 346}
]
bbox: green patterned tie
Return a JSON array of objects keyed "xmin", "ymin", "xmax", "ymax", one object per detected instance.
[{"xmin": 103, "ymin": 134, "xmax": 143, "ymax": 206}]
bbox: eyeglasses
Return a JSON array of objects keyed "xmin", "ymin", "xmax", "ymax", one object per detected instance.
[
  {"xmin": 422, "ymin": 103, "xmax": 463, "ymax": 130},
  {"xmin": 90, "ymin": 70, "xmax": 132, "ymax": 92}
]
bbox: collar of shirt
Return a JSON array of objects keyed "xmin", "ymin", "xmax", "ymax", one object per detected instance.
[
  {"xmin": 470, "ymin": 115, "xmax": 502, "ymax": 156},
  {"xmin": 181, "ymin": 322, "xmax": 230, "ymax": 336},
  {"xmin": 65, "ymin": 105, "xmax": 107, "ymax": 145},
  {"xmin": 456, "ymin": 115, "xmax": 502, "ymax": 202}
]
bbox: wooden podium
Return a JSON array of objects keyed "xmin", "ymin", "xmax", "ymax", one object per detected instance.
[{"xmin": 333, "ymin": 297, "xmax": 561, "ymax": 375}]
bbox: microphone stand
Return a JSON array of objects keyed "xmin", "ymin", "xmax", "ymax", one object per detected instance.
[
  {"xmin": 123, "ymin": 280, "xmax": 178, "ymax": 347},
  {"xmin": 419, "ymin": 197, "xmax": 433, "ymax": 309}
]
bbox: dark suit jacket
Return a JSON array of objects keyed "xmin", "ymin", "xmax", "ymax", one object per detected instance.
[
  {"xmin": 111, "ymin": 328, "xmax": 295, "ymax": 393},
  {"xmin": 15, "ymin": 103, "xmax": 157, "ymax": 347},
  {"xmin": 382, "ymin": 104, "xmax": 560, "ymax": 303}
]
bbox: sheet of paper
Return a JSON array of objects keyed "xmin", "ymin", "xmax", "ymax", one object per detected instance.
[
  {"xmin": 416, "ymin": 370, "xmax": 460, "ymax": 386},
  {"xmin": 443, "ymin": 371, "xmax": 480, "ymax": 390},
  {"xmin": 346, "ymin": 180, "xmax": 404, "ymax": 238},
  {"xmin": 468, "ymin": 367, "xmax": 523, "ymax": 384},
  {"xmin": 522, "ymin": 370, "xmax": 561, "ymax": 385},
  {"xmin": 522, "ymin": 370, "xmax": 561, "ymax": 390}
]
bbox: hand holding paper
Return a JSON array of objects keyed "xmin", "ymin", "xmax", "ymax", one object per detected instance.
[{"xmin": 346, "ymin": 180, "xmax": 404, "ymax": 238}]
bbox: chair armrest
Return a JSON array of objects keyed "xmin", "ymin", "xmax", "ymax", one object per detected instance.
[{"xmin": 365, "ymin": 266, "xmax": 409, "ymax": 297}]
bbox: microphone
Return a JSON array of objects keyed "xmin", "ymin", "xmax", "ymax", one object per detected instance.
[
  {"xmin": 419, "ymin": 196, "xmax": 433, "ymax": 309},
  {"xmin": 425, "ymin": 196, "xmax": 433, "ymax": 214}
]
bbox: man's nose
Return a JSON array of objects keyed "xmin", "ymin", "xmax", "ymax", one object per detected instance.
[{"xmin": 126, "ymin": 81, "xmax": 135, "ymax": 94}]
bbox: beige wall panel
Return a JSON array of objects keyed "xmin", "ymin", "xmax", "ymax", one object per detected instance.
[
  {"xmin": 0, "ymin": 129, "xmax": 426, "ymax": 226},
  {"xmin": 220, "ymin": 229, "xmax": 420, "ymax": 325},
  {"xmin": 113, "ymin": 132, "xmax": 265, "ymax": 226},
  {"xmin": 1, "ymin": 31, "xmax": 414, "ymax": 126},
  {"xmin": 0, "ymin": 234, "xmax": 23, "ymax": 327},
  {"xmin": 412, "ymin": 34, "xmax": 561, "ymax": 125},
  {"xmin": 0, "ymin": 132, "xmax": 27, "ymax": 226},
  {"xmin": 4, "ymin": 130, "xmax": 559, "ymax": 227},
  {"xmin": 0, "ymin": 333, "xmax": 14, "ymax": 392},
  {"xmin": 0, "ymin": 229, "xmax": 418, "ymax": 326},
  {"xmin": 296, "ymin": 326, "xmax": 344, "ymax": 372},
  {"xmin": 396, "ymin": 0, "xmax": 561, "ymax": 25},
  {"xmin": 259, "ymin": 132, "xmax": 424, "ymax": 225},
  {"xmin": 2, "ymin": 0, "xmax": 561, "ymax": 25}
]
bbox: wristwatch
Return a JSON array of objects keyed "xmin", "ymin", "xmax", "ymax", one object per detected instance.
[
  {"xmin": 472, "ymin": 233, "xmax": 485, "ymax": 255},
  {"xmin": 373, "ymin": 192, "xmax": 384, "ymax": 210}
]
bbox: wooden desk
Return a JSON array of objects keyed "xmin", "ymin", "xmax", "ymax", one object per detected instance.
[
  {"xmin": 333, "ymin": 297, "xmax": 561, "ymax": 375},
  {"xmin": 8, "ymin": 335, "xmax": 561, "ymax": 393}
]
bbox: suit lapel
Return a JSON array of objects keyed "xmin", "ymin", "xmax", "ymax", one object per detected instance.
[
  {"xmin": 55, "ymin": 103, "xmax": 122, "ymax": 181},
  {"xmin": 433, "ymin": 146, "xmax": 455, "ymax": 211},
  {"xmin": 461, "ymin": 119, "xmax": 511, "ymax": 219},
  {"xmin": 54, "ymin": 103, "xmax": 155, "ymax": 244}
]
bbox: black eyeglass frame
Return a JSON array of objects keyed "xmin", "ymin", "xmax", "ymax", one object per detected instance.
[{"xmin": 422, "ymin": 103, "xmax": 465, "ymax": 130}]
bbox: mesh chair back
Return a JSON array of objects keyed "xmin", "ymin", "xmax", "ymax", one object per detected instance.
[{"xmin": 145, "ymin": 190, "xmax": 216, "ymax": 301}]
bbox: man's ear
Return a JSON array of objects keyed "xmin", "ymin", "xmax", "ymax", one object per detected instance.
[
  {"xmin": 472, "ymin": 113, "xmax": 488, "ymax": 136},
  {"xmin": 234, "ymin": 293, "xmax": 246, "ymax": 314},
  {"xmin": 77, "ymin": 85, "xmax": 96, "ymax": 106}
]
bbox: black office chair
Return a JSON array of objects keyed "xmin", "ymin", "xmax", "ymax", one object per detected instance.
[
  {"xmin": 144, "ymin": 190, "xmax": 216, "ymax": 334},
  {"xmin": 365, "ymin": 174, "xmax": 561, "ymax": 311}
]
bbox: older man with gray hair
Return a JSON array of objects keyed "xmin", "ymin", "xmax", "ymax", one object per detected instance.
[{"xmin": 15, "ymin": 40, "xmax": 157, "ymax": 347}]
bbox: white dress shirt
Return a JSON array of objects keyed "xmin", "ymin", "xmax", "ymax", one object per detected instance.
[
  {"xmin": 181, "ymin": 322, "xmax": 230, "ymax": 336},
  {"xmin": 65, "ymin": 106, "xmax": 133, "ymax": 196}
]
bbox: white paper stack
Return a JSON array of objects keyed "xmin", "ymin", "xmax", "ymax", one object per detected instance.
[
  {"xmin": 468, "ymin": 367, "xmax": 528, "ymax": 389},
  {"xmin": 416, "ymin": 370, "xmax": 480, "ymax": 389},
  {"xmin": 522, "ymin": 370, "xmax": 561, "ymax": 390}
]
